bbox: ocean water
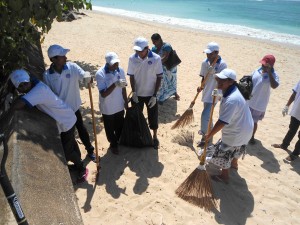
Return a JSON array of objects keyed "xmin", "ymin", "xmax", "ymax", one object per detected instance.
[{"xmin": 91, "ymin": 0, "xmax": 300, "ymax": 46}]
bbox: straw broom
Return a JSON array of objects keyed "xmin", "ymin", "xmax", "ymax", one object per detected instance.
[
  {"xmin": 88, "ymin": 82, "xmax": 101, "ymax": 181},
  {"xmin": 171, "ymin": 56, "xmax": 219, "ymax": 129},
  {"xmin": 175, "ymin": 89, "xmax": 218, "ymax": 211}
]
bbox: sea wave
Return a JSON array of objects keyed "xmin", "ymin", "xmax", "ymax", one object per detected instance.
[{"xmin": 93, "ymin": 6, "xmax": 300, "ymax": 46}]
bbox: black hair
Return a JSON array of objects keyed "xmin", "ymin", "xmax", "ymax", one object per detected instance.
[{"xmin": 151, "ymin": 33, "xmax": 161, "ymax": 41}]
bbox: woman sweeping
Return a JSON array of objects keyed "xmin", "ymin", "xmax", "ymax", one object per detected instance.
[{"xmin": 151, "ymin": 33, "xmax": 180, "ymax": 104}]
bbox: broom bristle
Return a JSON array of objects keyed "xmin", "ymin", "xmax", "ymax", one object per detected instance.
[
  {"xmin": 175, "ymin": 168, "xmax": 217, "ymax": 211},
  {"xmin": 171, "ymin": 108, "xmax": 194, "ymax": 129}
]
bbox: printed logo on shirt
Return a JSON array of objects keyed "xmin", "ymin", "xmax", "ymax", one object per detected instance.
[
  {"xmin": 66, "ymin": 74, "xmax": 71, "ymax": 78},
  {"xmin": 148, "ymin": 61, "xmax": 152, "ymax": 65}
]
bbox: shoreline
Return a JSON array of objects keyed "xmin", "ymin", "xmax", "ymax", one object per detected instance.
[{"xmin": 90, "ymin": 6, "xmax": 300, "ymax": 48}]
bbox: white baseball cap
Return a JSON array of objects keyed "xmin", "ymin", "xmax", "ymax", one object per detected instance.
[
  {"xmin": 105, "ymin": 52, "xmax": 120, "ymax": 66},
  {"xmin": 215, "ymin": 69, "xmax": 236, "ymax": 81},
  {"xmin": 133, "ymin": 37, "xmax": 148, "ymax": 51},
  {"xmin": 10, "ymin": 69, "xmax": 30, "ymax": 88},
  {"xmin": 203, "ymin": 42, "xmax": 219, "ymax": 54},
  {"xmin": 48, "ymin": 44, "xmax": 70, "ymax": 58}
]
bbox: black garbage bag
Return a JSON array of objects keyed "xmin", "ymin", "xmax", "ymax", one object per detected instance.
[{"xmin": 119, "ymin": 104, "xmax": 153, "ymax": 147}]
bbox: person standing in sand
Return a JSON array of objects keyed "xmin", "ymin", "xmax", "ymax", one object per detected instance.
[
  {"xmin": 204, "ymin": 69, "xmax": 253, "ymax": 183},
  {"xmin": 43, "ymin": 44, "xmax": 96, "ymax": 161},
  {"xmin": 248, "ymin": 54, "xmax": 279, "ymax": 144},
  {"xmin": 197, "ymin": 42, "xmax": 227, "ymax": 147},
  {"xmin": 8, "ymin": 69, "xmax": 88, "ymax": 183},
  {"xmin": 127, "ymin": 37, "xmax": 163, "ymax": 149},
  {"xmin": 151, "ymin": 33, "xmax": 180, "ymax": 104},
  {"xmin": 272, "ymin": 80, "xmax": 300, "ymax": 162},
  {"xmin": 95, "ymin": 52, "xmax": 128, "ymax": 155}
]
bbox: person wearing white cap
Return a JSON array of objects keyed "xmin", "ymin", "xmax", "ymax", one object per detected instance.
[
  {"xmin": 204, "ymin": 69, "xmax": 253, "ymax": 183},
  {"xmin": 127, "ymin": 37, "xmax": 164, "ymax": 149},
  {"xmin": 8, "ymin": 69, "xmax": 88, "ymax": 183},
  {"xmin": 247, "ymin": 54, "xmax": 279, "ymax": 144},
  {"xmin": 95, "ymin": 52, "xmax": 128, "ymax": 155},
  {"xmin": 43, "ymin": 44, "xmax": 96, "ymax": 161},
  {"xmin": 196, "ymin": 42, "xmax": 227, "ymax": 147}
]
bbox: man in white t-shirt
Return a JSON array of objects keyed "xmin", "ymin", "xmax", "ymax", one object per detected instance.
[
  {"xmin": 43, "ymin": 44, "xmax": 96, "ymax": 161},
  {"xmin": 127, "ymin": 37, "xmax": 163, "ymax": 149},
  {"xmin": 272, "ymin": 80, "xmax": 300, "ymax": 162},
  {"xmin": 248, "ymin": 54, "xmax": 279, "ymax": 144},
  {"xmin": 9, "ymin": 69, "xmax": 88, "ymax": 183},
  {"xmin": 204, "ymin": 69, "xmax": 253, "ymax": 183},
  {"xmin": 197, "ymin": 42, "xmax": 227, "ymax": 147},
  {"xmin": 95, "ymin": 52, "xmax": 128, "ymax": 155}
]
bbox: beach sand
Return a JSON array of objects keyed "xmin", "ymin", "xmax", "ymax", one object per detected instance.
[{"xmin": 41, "ymin": 10, "xmax": 300, "ymax": 225}]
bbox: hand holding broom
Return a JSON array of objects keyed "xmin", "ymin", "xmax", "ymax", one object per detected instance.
[
  {"xmin": 171, "ymin": 56, "xmax": 219, "ymax": 129},
  {"xmin": 175, "ymin": 89, "xmax": 219, "ymax": 211}
]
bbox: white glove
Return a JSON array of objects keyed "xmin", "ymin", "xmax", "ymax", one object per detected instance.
[
  {"xmin": 282, "ymin": 105, "xmax": 289, "ymax": 116},
  {"xmin": 148, "ymin": 96, "xmax": 157, "ymax": 108},
  {"xmin": 115, "ymin": 79, "xmax": 127, "ymax": 88},
  {"xmin": 132, "ymin": 92, "xmax": 139, "ymax": 103},
  {"xmin": 83, "ymin": 72, "xmax": 92, "ymax": 87}
]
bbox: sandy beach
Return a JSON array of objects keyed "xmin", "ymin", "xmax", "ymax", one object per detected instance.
[{"xmin": 41, "ymin": 10, "xmax": 300, "ymax": 225}]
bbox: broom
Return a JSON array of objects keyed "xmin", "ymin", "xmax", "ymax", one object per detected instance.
[
  {"xmin": 175, "ymin": 89, "xmax": 218, "ymax": 211},
  {"xmin": 88, "ymin": 82, "xmax": 101, "ymax": 181},
  {"xmin": 171, "ymin": 56, "xmax": 219, "ymax": 129}
]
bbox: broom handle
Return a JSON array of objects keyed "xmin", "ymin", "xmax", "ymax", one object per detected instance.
[
  {"xmin": 200, "ymin": 89, "xmax": 218, "ymax": 165},
  {"xmin": 88, "ymin": 83, "xmax": 100, "ymax": 172},
  {"xmin": 189, "ymin": 56, "xmax": 219, "ymax": 108}
]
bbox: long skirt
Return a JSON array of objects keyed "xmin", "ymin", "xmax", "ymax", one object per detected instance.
[
  {"xmin": 157, "ymin": 66, "xmax": 177, "ymax": 103},
  {"xmin": 205, "ymin": 139, "xmax": 246, "ymax": 169}
]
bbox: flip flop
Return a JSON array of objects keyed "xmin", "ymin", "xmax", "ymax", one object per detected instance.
[{"xmin": 271, "ymin": 144, "xmax": 288, "ymax": 150}]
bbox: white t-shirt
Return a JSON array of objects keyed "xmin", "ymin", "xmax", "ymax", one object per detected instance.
[
  {"xmin": 95, "ymin": 65, "xmax": 126, "ymax": 115},
  {"xmin": 290, "ymin": 80, "xmax": 300, "ymax": 121},
  {"xmin": 248, "ymin": 68, "xmax": 280, "ymax": 112},
  {"xmin": 21, "ymin": 81, "xmax": 76, "ymax": 133},
  {"xmin": 219, "ymin": 85, "xmax": 254, "ymax": 146},
  {"xmin": 127, "ymin": 51, "xmax": 163, "ymax": 97},
  {"xmin": 43, "ymin": 62, "xmax": 86, "ymax": 112},
  {"xmin": 200, "ymin": 57, "xmax": 227, "ymax": 103}
]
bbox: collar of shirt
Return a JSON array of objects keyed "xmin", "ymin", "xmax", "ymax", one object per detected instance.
[
  {"xmin": 206, "ymin": 56, "xmax": 222, "ymax": 64},
  {"xmin": 223, "ymin": 84, "xmax": 236, "ymax": 98},
  {"xmin": 49, "ymin": 64, "xmax": 68, "ymax": 74}
]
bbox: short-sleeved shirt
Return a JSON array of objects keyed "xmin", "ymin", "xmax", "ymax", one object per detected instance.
[
  {"xmin": 43, "ymin": 62, "xmax": 85, "ymax": 112},
  {"xmin": 21, "ymin": 80, "xmax": 76, "ymax": 133},
  {"xmin": 152, "ymin": 42, "xmax": 172, "ymax": 57},
  {"xmin": 219, "ymin": 85, "xmax": 254, "ymax": 146},
  {"xmin": 95, "ymin": 64, "xmax": 126, "ymax": 115},
  {"xmin": 200, "ymin": 57, "xmax": 227, "ymax": 103},
  {"xmin": 290, "ymin": 80, "xmax": 300, "ymax": 121},
  {"xmin": 127, "ymin": 50, "xmax": 163, "ymax": 97},
  {"xmin": 248, "ymin": 68, "xmax": 280, "ymax": 112}
]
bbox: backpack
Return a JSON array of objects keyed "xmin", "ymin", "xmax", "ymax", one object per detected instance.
[{"xmin": 237, "ymin": 75, "xmax": 253, "ymax": 100}]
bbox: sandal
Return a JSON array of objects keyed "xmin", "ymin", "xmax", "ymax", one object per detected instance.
[
  {"xmin": 283, "ymin": 154, "xmax": 297, "ymax": 163},
  {"xmin": 271, "ymin": 143, "xmax": 288, "ymax": 150}
]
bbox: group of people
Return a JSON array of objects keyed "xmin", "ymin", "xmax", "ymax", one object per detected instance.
[
  {"xmin": 197, "ymin": 42, "xmax": 299, "ymax": 183},
  {"xmin": 6, "ymin": 35, "xmax": 299, "ymax": 185}
]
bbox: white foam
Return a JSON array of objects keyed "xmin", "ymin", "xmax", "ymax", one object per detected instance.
[{"xmin": 93, "ymin": 6, "xmax": 300, "ymax": 46}]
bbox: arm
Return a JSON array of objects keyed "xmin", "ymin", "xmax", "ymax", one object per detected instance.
[
  {"xmin": 205, "ymin": 120, "xmax": 226, "ymax": 140},
  {"xmin": 100, "ymin": 83, "xmax": 117, "ymax": 98},
  {"xmin": 161, "ymin": 51, "xmax": 170, "ymax": 64},
  {"xmin": 130, "ymin": 76, "xmax": 135, "ymax": 92},
  {"xmin": 286, "ymin": 91, "xmax": 296, "ymax": 107},
  {"xmin": 153, "ymin": 76, "xmax": 162, "ymax": 96},
  {"xmin": 266, "ymin": 66, "xmax": 279, "ymax": 89},
  {"xmin": 122, "ymin": 88, "xmax": 128, "ymax": 110}
]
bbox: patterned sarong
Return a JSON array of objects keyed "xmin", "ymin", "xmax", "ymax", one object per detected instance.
[{"xmin": 157, "ymin": 66, "xmax": 177, "ymax": 103}]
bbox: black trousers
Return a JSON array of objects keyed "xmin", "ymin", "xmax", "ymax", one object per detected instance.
[
  {"xmin": 75, "ymin": 109, "xmax": 93, "ymax": 151},
  {"xmin": 102, "ymin": 110, "xmax": 125, "ymax": 148},
  {"xmin": 60, "ymin": 125, "xmax": 84, "ymax": 170},
  {"xmin": 137, "ymin": 96, "xmax": 158, "ymax": 130},
  {"xmin": 281, "ymin": 116, "xmax": 300, "ymax": 156}
]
